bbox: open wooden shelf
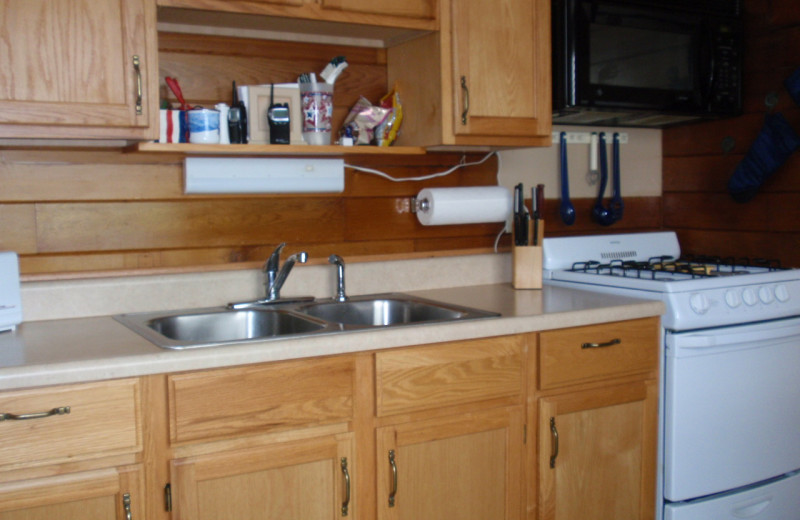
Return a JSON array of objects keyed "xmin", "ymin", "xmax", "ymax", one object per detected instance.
[{"xmin": 132, "ymin": 142, "xmax": 428, "ymax": 156}]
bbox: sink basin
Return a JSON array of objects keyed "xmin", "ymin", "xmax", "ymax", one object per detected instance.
[
  {"xmin": 115, "ymin": 308, "xmax": 328, "ymax": 349},
  {"xmin": 296, "ymin": 294, "xmax": 497, "ymax": 327},
  {"xmin": 115, "ymin": 293, "xmax": 499, "ymax": 349}
]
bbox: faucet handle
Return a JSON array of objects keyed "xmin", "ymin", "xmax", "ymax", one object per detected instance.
[{"xmin": 265, "ymin": 242, "xmax": 286, "ymax": 272}]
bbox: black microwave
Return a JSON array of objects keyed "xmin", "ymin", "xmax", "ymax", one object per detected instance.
[{"xmin": 553, "ymin": 0, "xmax": 743, "ymax": 127}]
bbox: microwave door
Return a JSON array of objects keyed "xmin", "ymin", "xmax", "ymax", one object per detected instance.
[{"xmin": 573, "ymin": 0, "xmax": 703, "ymax": 112}]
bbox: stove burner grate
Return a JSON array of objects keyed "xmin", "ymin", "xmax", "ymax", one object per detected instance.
[{"xmin": 568, "ymin": 254, "xmax": 785, "ymax": 280}]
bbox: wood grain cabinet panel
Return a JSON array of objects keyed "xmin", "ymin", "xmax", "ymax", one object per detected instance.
[
  {"xmin": 320, "ymin": 0, "xmax": 436, "ymax": 20},
  {"xmin": 170, "ymin": 433, "xmax": 354, "ymax": 520},
  {"xmin": 376, "ymin": 407, "xmax": 524, "ymax": 520},
  {"xmin": 538, "ymin": 318, "xmax": 659, "ymax": 390},
  {"xmin": 168, "ymin": 356, "xmax": 356, "ymax": 444},
  {"xmin": 0, "ymin": 379, "xmax": 142, "ymax": 471},
  {"xmin": 536, "ymin": 381, "xmax": 658, "ymax": 520},
  {"xmin": 375, "ymin": 335, "xmax": 525, "ymax": 417},
  {"xmin": 0, "ymin": 0, "xmax": 158, "ymax": 139},
  {"xmin": 0, "ymin": 465, "xmax": 144, "ymax": 520}
]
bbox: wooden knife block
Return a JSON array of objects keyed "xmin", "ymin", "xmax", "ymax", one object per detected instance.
[{"xmin": 512, "ymin": 219, "xmax": 544, "ymax": 290}]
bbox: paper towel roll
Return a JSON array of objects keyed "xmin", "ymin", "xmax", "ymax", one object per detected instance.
[{"xmin": 416, "ymin": 186, "xmax": 512, "ymax": 226}]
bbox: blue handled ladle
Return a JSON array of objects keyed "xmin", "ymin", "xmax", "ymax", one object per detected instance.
[
  {"xmin": 608, "ymin": 132, "xmax": 624, "ymax": 222},
  {"xmin": 591, "ymin": 132, "xmax": 616, "ymax": 226},
  {"xmin": 559, "ymin": 132, "xmax": 576, "ymax": 225}
]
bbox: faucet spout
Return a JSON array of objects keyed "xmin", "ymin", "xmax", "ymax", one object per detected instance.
[
  {"xmin": 329, "ymin": 254, "xmax": 348, "ymax": 302},
  {"xmin": 264, "ymin": 244, "xmax": 308, "ymax": 301}
]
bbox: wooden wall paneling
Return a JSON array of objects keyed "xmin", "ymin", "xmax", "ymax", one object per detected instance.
[
  {"xmin": 537, "ymin": 197, "xmax": 662, "ymax": 235},
  {"xmin": 0, "ymin": 204, "xmax": 37, "ymax": 253},
  {"xmin": 662, "ymin": 153, "xmax": 800, "ymax": 193},
  {"xmin": 0, "ymin": 150, "xmax": 183, "ymax": 202},
  {"xmin": 35, "ymin": 198, "xmax": 346, "ymax": 252},
  {"xmin": 676, "ymin": 229, "xmax": 800, "ymax": 268},
  {"xmin": 661, "ymin": 0, "xmax": 800, "ymax": 267}
]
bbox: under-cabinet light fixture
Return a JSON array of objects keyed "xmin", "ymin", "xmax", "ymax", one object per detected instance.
[{"xmin": 184, "ymin": 157, "xmax": 345, "ymax": 194}]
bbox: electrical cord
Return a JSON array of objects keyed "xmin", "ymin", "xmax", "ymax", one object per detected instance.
[{"xmin": 344, "ymin": 151, "xmax": 497, "ymax": 182}]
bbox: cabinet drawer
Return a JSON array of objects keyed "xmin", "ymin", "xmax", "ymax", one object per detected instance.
[
  {"xmin": 169, "ymin": 356, "xmax": 356, "ymax": 444},
  {"xmin": 539, "ymin": 318, "xmax": 659, "ymax": 390},
  {"xmin": 0, "ymin": 379, "xmax": 142, "ymax": 470},
  {"xmin": 376, "ymin": 335, "xmax": 524, "ymax": 417}
]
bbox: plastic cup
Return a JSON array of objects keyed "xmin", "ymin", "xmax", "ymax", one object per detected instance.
[{"xmin": 299, "ymin": 83, "xmax": 333, "ymax": 145}]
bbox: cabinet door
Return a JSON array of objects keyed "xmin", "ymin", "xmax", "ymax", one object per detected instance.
[
  {"xmin": 0, "ymin": 465, "xmax": 144, "ymax": 520},
  {"xmin": 449, "ymin": 0, "xmax": 550, "ymax": 139},
  {"xmin": 320, "ymin": 0, "xmax": 436, "ymax": 20},
  {"xmin": 537, "ymin": 381, "xmax": 658, "ymax": 520},
  {"xmin": 170, "ymin": 433, "xmax": 354, "ymax": 520},
  {"xmin": 376, "ymin": 407, "xmax": 524, "ymax": 520},
  {"xmin": 0, "ymin": 0, "xmax": 157, "ymax": 139}
]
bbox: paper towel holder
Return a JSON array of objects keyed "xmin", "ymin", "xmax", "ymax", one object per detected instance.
[{"xmin": 410, "ymin": 195, "xmax": 430, "ymax": 214}]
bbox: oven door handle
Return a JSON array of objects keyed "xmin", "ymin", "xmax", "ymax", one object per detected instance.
[{"xmin": 672, "ymin": 320, "xmax": 800, "ymax": 350}]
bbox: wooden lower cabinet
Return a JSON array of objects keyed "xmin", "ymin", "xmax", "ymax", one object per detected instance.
[
  {"xmin": 376, "ymin": 407, "xmax": 524, "ymax": 520},
  {"xmin": 533, "ymin": 318, "xmax": 660, "ymax": 520},
  {"xmin": 170, "ymin": 433, "xmax": 354, "ymax": 520},
  {"xmin": 0, "ymin": 465, "xmax": 144, "ymax": 520}
]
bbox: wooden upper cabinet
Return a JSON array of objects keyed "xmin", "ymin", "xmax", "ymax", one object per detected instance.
[
  {"xmin": 387, "ymin": 0, "xmax": 551, "ymax": 148},
  {"xmin": 320, "ymin": 0, "xmax": 436, "ymax": 21},
  {"xmin": 0, "ymin": 0, "xmax": 158, "ymax": 140},
  {"xmin": 450, "ymin": 0, "xmax": 550, "ymax": 141}
]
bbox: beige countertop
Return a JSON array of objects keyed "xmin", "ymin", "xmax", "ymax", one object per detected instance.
[{"xmin": 0, "ymin": 283, "xmax": 664, "ymax": 391}]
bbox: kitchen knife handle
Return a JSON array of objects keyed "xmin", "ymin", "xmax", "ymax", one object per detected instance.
[
  {"xmin": 549, "ymin": 417, "xmax": 559, "ymax": 468},
  {"xmin": 388, "ymin": 450, "xmax": 398, "ymax": 507},
  {"xmin": 0, "ymin": 406, "xmax": 70, "ymax": 421},
  {"xmin": 460, "ymin": 76, "xmax": 470, "ymax": 125}
]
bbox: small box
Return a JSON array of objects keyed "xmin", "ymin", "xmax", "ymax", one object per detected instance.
[
  {"xmin": 512, "ymin": 220, "xmax": 544, "ymax": 290},
  {"xmin": 246, "ymin": 84, "xmax": 304, "ymax": 145}
]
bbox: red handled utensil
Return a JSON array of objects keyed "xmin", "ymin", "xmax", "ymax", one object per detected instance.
[{"xmin": 165, "ymin": 77, "xmax": 190, "ymax": 111}]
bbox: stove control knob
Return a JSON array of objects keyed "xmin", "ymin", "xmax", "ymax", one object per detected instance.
[
  {"xmin": 758, "ymin": 286, "xmax": 774, "ymax": 304},
  {"xmin": 775, "ymin": 284, "xmax": 790, "ymax": 303},
  {"xmin": 742, "ymin": 288, "xmax": 758, "ymax": 306},
  {"xmin": 690, "ymin": 293, "xmax": 710, "ymax": 314},
  {"xmin": 725, "ymin": 290, "xmax": 741, "ymax": 308}
]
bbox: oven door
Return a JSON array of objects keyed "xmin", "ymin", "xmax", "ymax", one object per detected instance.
[{"xmin": 664, "ymin": 317, "xmax": 800, "ymax": 502}]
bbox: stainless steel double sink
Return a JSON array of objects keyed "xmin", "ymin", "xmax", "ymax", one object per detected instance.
[{"xmin": 114, "ymin": 293, "xmax": 499, "ymax": 349}]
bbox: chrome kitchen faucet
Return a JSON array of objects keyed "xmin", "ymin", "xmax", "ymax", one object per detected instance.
[{"xmin": 265, "ymin": 243, "xmax": 308, "ymax": 301}]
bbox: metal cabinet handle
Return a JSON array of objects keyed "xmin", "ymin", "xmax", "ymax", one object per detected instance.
[
  {"xmin": 460, "ymin": 76, "xmax": 470, "ymax": 125},
  {"xmin": 388, "ymin": 449, "xmax": 398, "ymax": 507},
  {"xmin": 582, "ymin": 338, "xmax": 621, "ymax": 349},
  {"xmin": 133, "ymin": 55, "xmax": 143, "ymax": 115},
  {"xmin": 341, "ymin": 457, "xmax": 351, "ymax": 517},
  {"xmin": 0, "ymin": 406, "xmax": 70, "ymax": 421},
  {"xmin": 549, "ymin": 417, "xmax": 559, "ymax": 468},
  {"xmin": 123, "ymin": 493, "xmax": 132, "ymax": 520}
]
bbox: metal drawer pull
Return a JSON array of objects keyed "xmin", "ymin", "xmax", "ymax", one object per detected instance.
[
  {"xmin": 460, "ymin": 76, "xmax": 470, "ymax": 125},
  {"xmin": 133, "ymin": 55, "xmax": 143, "ymax": 115},
  {"xmin": 549, "ymin": 417, "xmax": 559, "ymax": 468},
  {"xmin": 388, "ymin": 449, "xmax": 398, "ymax": 507},
  {"xmin": 123, "ymin": 493, "xmax": 132, "ymax": 520},
  {"xmin": 341, "ymin": 457, "xmax": 351, "ymax": 516},
  {"xmin": 581, "ymin": 338, "xmax": 621, "ymax": 349},
  {"xmin": 0, "ymin": 406, "xmax": 70, "ymax": 421}
]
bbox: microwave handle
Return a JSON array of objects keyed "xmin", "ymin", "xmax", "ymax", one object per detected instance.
[{"xmin": 699, "ymin": 23, "xmax": 716, "ymax": 107}]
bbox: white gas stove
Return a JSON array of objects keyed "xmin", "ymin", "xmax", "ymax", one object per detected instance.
[
  {"xmin": 0, "ymin": 252, "xmax": 22, "ymax": 332},
  {"xmin": 543, "ymin": 231, "xmax": 800, "ymax": 330},
  {"xmin": 544, "ymin": 232, "xmax": 800, "ymax": 520}
]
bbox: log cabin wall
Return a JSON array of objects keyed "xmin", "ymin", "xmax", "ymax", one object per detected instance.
[{"xmin": 662, "ymin": 0, "xmax": 800, "ymax": 268}]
